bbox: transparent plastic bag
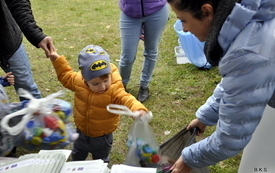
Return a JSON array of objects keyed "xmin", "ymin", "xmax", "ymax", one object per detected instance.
[
  {"xmin": 1, "ymin": 88, "xmax": 79, "ymax": 151},
  {"xmin": 0, "ymin": 85, "xmax": 23, "ymax": 156},
  {"xmin": 124, "ymin": 113, "xmax": 160, "ymax": 167},
  {"xmin": 0, "ymin": 85, "xmax": 11, "ymax": 119},
  {"xmin": 0, "ymin": 128, "xmax": 15, "ymax": 156},
  {"xmin": 107, "ymin": 104, "xmax": 161, "ymax": 167},
  {"xmin": 107, "ymin": 104, "xmax": 159, "ymax": 166},
  {"xmin": 107, "ymin": 105, "xmax": 173, "ymax": 171}
]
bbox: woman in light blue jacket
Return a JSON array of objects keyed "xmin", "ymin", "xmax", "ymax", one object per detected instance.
[{"xmin": 167, "ymin": 0, "xmax": 275, "ymax": 172}]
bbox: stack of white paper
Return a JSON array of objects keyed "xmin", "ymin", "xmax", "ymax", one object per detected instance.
[
  {"xmin": 0, "ymin": 150, "xmax": 157, "ymax": 173},
  {"xmin": 0, "ymin": 149, "xmax": 71, "ymax": 173},
  {"xmin": 60, "ymin": 159, "xmax": 110, "ymax": 173},
  {"xmin": 0, "ymin": 157, "xmax": 18, "ymax": 166},
  {"xmin": 110, "ymin": 164, "xmax": 157, "ymax": 173}
]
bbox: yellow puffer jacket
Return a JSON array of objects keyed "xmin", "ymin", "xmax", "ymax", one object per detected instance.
[{"xmin": 52, "ymin": 55, "xmax": 148, "ymax": 137}]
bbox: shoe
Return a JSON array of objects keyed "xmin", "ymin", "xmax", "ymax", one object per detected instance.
[{"xmin": 137, "ymin": 86, "xmax": 149, "ymax": 102}]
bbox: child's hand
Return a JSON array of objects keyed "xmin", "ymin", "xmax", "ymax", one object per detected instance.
[
  {"xmin": 129, "ymin": 110, "xmax": 147, "ymax": 120},
  {"xmin": 139, "ymin": 110, "xmax": 153, "ymax": 122},
  {"xmin": 49, "ymin": 50, "xmax": 60, "ymax": 61},
  {"xmin": 138, "ymin": 110, "xmax": 147, "ymax": 116},
  {"xmin": 2, "ymin": 72, "xmax": 14, "ymax": 86}
]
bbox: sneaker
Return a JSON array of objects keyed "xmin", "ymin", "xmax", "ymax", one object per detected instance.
[{"xmin": 137, "ymin": 86, "xmax": 149, "ymax": 102}]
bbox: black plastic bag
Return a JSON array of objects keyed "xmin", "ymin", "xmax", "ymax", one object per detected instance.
[{"xmin": 160, "ymin": 126, "xmax": 209, "ymax": 173}]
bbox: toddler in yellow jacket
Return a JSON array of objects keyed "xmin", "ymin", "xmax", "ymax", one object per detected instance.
[{"xmin": 49, "ymin": 44, "xmax": 149, "ymax": 162}]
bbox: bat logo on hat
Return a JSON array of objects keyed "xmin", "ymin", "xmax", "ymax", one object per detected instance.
[
  {"xmin": 90, "ymin": 60, "xmax": 108, "ymax": 71},
  {"xmin": 99, "ymin": 51, "xmax": 106, "ymax": 55},
  {"xmin": 85, "ymin": 48, "xmax": 96, "ymax": 53}
]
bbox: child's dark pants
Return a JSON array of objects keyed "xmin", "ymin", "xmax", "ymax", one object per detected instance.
[{"xmin": 72, "ymin": 129, "xmax": 113, "ymax": 163}]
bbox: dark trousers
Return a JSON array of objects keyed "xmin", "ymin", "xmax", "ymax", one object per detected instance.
[
  {"xmin": 72, "ymin": 130, "xmax": 113, "ymax": 163},
  {"xmin": 5, "ymin": 147, "xmax": 16, "ymax": 157}
]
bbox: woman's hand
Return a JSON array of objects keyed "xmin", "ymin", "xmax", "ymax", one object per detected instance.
[
  {"xmin": 187, "ymin": 118, "xmax": 206, "ymax": 135},
  {"xmin": 170, "ymin": 156, "xmax": 192, "ymax": 173}
]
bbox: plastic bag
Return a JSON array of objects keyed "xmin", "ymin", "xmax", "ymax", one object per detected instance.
[
  {"xmin": 159, "ymin": 126, "xmax": 210, "ymax": 173},
  {"xmin": 0, "ymin": 85, "xmax": 11, "ymax": 119},
  {"xmin": 0, "ymin": 85, "xmax": 23, "ymax": 156},
  {"xmin": 106, "ymin": 104, "xmax": 159, "ymax": 167},
  {"xmin": 1, "ymin": 88, "xmax": 79, "ymax": 151},
  {"xmin": 125, "ymin": 114, "xmax": 160, "ymax": 167},
  {"xmin": 0, "ymin": 129, "xmax": 14, "ymax": 156},
  {"xmin": 174, "ymin": 19, "xmax": 211, "ymax": 69}
]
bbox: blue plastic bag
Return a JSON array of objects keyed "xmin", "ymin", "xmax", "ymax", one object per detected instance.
[{"xmin": 174, "ymin": 20, "xmax": 211, "ymax": 69}]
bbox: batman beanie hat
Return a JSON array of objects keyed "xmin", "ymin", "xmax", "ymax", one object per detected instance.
[{"xmin": 78, "ymin": 45, "xmax": 111, "ymax": 82}]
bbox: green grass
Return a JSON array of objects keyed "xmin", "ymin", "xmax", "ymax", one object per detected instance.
[{"xmin": 5, "ymin": 0, "xmax": 241, "ymax": 172}]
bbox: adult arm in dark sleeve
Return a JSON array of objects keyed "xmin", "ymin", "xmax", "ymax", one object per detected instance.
[{"xmin": 5, "ymin": 0, "xmax": 55, "ymax": 57}]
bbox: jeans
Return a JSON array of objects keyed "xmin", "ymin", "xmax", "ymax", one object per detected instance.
[
  {"xmin": 119, "ymin": 4, "xmax": 169, "ymax": 87},
  {"xmin": 1, "ymin": 44, "xmax": 41, "ymax": 101},
  {"xmin": 72, "ymin": 130, "xmax": 113, "ymax": 163}
]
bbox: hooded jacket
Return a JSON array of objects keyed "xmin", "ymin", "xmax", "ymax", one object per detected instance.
[
  {"xmin": 0, "ymin": 0, "xmax": 46, "ymax": 68},
  {"xmin": 119, "ymin": 0, "xmax": 167, "ymax": 18},
  {"xmin": 52, "ymin": 56, "xmax": 148, "ymax": 137},
  {"xmin": 183, "ymin": 0, "xmax": 275, "ymax": 168}
]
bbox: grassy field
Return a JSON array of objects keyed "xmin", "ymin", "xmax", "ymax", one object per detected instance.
[{"xmin": 5, "ymin": 0, "xmax": 242, "ymax": 172}]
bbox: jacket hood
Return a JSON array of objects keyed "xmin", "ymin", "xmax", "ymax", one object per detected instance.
[{"xmin": 205, "ymin": 0, "xmax": 275, "ymax": 66}]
